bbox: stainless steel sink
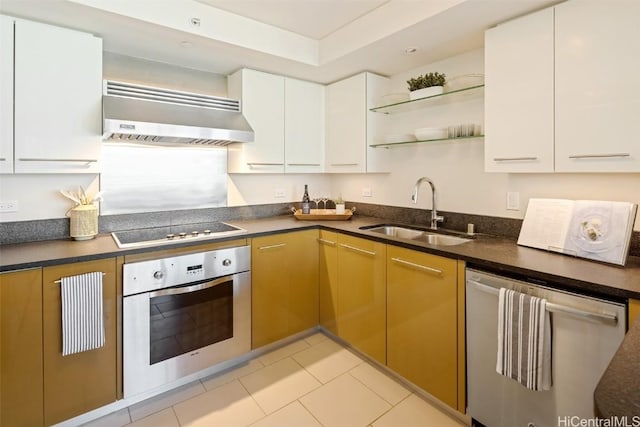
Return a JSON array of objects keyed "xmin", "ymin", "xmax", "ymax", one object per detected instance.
[{"xmin": 364, "ymin": 225, "xmax": 472, "ymax": 246}]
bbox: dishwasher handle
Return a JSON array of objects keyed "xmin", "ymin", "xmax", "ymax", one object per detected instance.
[{"xmin": 467, "ymin": 278, "xmax": 618, "ymax": 325}]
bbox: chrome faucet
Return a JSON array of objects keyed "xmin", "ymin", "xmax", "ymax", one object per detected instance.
[{"xmin": 412, "ymin": 177, "xmax": 444, "ymax": 229}]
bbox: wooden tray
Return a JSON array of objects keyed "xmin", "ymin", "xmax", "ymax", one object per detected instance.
[{"xmin": 293, "ymin": 209, "xmax": 353, "ymax": 221}]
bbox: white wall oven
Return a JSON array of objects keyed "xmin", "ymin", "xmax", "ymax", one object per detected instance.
[{"xmin": 122, "ymin": 245, "xmax": 250, "ymax": 397}]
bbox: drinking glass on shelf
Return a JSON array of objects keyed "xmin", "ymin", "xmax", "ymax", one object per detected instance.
[
  {"xmin": 320, "ymin": 195, "xmax": 329, "ymax": 210},
  {"xmin": 312, "ymin": 194, "xmax": 321, "ymax": 209}
]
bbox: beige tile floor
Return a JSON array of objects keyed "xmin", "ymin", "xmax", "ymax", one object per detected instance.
[{"xmin": 84, "ymin": 332, "xmax": 466, "ymax": 427}]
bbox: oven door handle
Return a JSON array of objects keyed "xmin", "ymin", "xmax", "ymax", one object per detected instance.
[{"xmin": 148, "ymin": 275, "xmax": 234, "ymax": 298}]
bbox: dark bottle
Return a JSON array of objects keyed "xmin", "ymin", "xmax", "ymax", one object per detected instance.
[{"xmin": 302, "ymin": 184, "xmax": 311, "ymax": 214}]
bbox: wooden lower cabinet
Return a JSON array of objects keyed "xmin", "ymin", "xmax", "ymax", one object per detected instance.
[
  {"xmin": 251, "ymin": 230, "xmax": 319, "ymax": 348},
  {"xmin": 386, "ymin": 246, "xmax": 460, "ymax": 410},
  {"xmin": 0, "ymin": 268, "xmax": 44, "ymax": 427},
  {"xmin": 629, "ymin": 299, "xmax": 640, "ymax": 327},
  {"xmin": 42, "ymin": 258, "xmax": 118, "ymax": 426},
  {"xmin": 318, "ymin": 230, "xmax": 338, "ymax": 335},
  {"xmin": 336, "ymin": 234, "xmax": 386, "ymax": 364}
]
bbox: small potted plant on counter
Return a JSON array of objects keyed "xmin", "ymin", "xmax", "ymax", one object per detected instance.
[{"xmin": 407, "ymin": 72, "xmax": 446, "ymax": 100}]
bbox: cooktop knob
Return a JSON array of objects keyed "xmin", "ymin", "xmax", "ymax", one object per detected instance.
[
  {"xmin": 192, "ymin": 231, "xmax": 199, "ymax": 236},
  {"xmin": 203, "ymin": 229, "xmax": 211, "ymax": 235},
  {"xmin": 222, "ymin": 259, "xmax": 232, "ymax": 267},
  {"xmin": 166, "ymin": 233, "xmax": 175, "ymax": 240},
  {"xmin": 178, "ymin": 232, "xmax": 187, "ymax": 238},
  {"xmin": 153, "ymin": 271, "xmax": 164, "ymax": 280}
]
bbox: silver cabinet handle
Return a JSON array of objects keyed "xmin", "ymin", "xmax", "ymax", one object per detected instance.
[
  {"xmin": 18, "ymin": 158, "xmax": 98, "ymax": 163},
  {"xmin": 258, "ymin": 243, "xmax": 286, "ymax": 251},
  {"xmin": 247, "ymin": 162, "xmax": 284, "ymax": 166},
  {"xmin": 568, "ymin": 153, "xmax": 630, "ymax": 159},
  {"xmin": 149, "ymin": 274, "xmax": 233, "ymax": 298},
  {"xmin": 287, "ymin": 163, "xmax": 321, "ymax": 166},
  {"xmin": 493, "ymin": 157, "xmax": 538, "ymax": 162},
  {"xmin": 467, "ymin": 279, "xmax": 617, "ymax": 325},
  {"xmin": 317, "ymin": 238, "xmax": 336, "ymax": 246},
  {"xmin": 339, "ymin": 243, "xmax": 376, "ymax": 256},
  {"xmin": 331, "ymin": 163, "xmax": 359, "ymax": 166},
  {"xmin": 391, "ymin": 257, "xmax": 443, "ymax": 276}
]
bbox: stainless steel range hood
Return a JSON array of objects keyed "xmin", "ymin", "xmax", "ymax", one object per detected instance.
[{"xmin": 103, "ymin": 80, "xmax": 254, "ymax": 147}]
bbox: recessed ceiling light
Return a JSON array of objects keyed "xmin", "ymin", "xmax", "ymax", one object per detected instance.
[
  {"xmin": 404, "ymin": 47, "xmax": 418, "ymax": 54},
  {"xmin": 180, "ymin": 41, "xmax": 193, "ymax": 48}
]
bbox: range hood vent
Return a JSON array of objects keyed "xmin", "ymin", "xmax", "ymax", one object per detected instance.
[{"xmin": 103, "ymin": 80, "xmax": 254, "ymax": 147}]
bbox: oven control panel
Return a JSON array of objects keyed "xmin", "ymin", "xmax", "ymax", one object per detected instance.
[{"xmin": 123, "ymin": 246, "xmax": 250, "ymax": 296}]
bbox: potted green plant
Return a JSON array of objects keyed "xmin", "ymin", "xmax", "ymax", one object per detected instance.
[{"xmin": 407, "ymin": 72, "xmax": 446, "ymax": 100}]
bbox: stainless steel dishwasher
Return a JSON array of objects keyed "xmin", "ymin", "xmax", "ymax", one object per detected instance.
[{"xmin": 466, "ymin": 268, "xmax": 626, "ymax": 427}]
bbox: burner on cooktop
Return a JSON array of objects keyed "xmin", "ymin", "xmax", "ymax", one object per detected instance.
[{"xmin": 111, "ymin": 221, "xmax": 247, "ymax": 248}]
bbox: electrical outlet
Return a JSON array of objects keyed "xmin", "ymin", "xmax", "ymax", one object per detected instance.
[
  {"xmin": 506, "ymin": 192, "xmax": 520, "ymax": 211},
  {"xmin": 274, "ymin": 188, "xmax": 286, "ymax": 198},
  {"xmin": 362, "ymin": 188, "xmax": 373, "ymax": 197},
  {"xmin": 0, "ymin": 200, "xmax": 19, "ymax": 212}
]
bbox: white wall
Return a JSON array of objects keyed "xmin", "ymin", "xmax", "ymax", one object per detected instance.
[
  {"xmin": 331, "ymin": 48, "xmax": 640, "ymax": 230},
  {"xmin": 228, "ymin": 174, "xmax": 331, "ymax": 207}
]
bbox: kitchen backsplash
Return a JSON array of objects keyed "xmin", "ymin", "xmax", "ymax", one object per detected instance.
[{"xmin": 1, "ymin": 202, "xmax": 638, "ymax": 258}]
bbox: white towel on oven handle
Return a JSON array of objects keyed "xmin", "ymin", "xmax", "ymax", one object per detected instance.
[{"xmin": 61, "ymin": 271, "xmax": 105, "ymax": 356}]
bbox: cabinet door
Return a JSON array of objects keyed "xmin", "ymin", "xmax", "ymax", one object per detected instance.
[
  {"xmin": 336, "ymin": 234, "xmax": 386, "ymax": 363},
  {"xmin": 285, "ymin": 78, "xmax": 325, "ymax": 173},
  {"xmin": 42, "ymin": 258, "xmax": 117, "ymax": 426},
  {"xmin": 387, "ymin": 246, "xmax": 458, "ymax": 409},
  {"xmin": 0, "ymin": 268, "xmax": 43, "ymax": 427},
  {"xmin": 14, "ymin": 18, "xmax": 102, "ymax": 174},
  {"xmin": 252, "ymin": 233, "xmax": 290, "ymax": 348},
  {"xmin": 365, "ymin": 73, "xmax": 390, "ymax": 173},
  {"xmin": 484, "ymin": 8, "xmax": 554, "ymax": 173},
  {"xmin": 318, "ymin": 230, "xmax": 338, "ymax": 334},
  {"xmin": 629, "ymin": 299, "xmax": 640, "ymax": 328},
  {"xmin": 326, "ymin": 74, "xmax": 367, "ymax": 173},
  {"xmin": 555, "ymin": 1, "xmax": 640, "ymax": 172},
  {"xmin": 227, "ymin": 69, "xmax": 285, "ymax": 173},
  {"xmin": 287, "ymin": 229, "xmax": 319, "ymax": 334},
  {"xmin": 252, "ymin": 230, "xmax": 319, "ymax": 348},
  {"xmin": 0, "ymin": 15, "xmax": 13, "ymax": 174}
]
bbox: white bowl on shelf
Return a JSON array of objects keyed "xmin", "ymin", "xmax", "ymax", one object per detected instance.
[
  {"xmin": 384, "ymin": 133, "xmax": 416, "ymax": 144},
  {"xmin": 414, "ymin": 127, "xmax": 447, "ymax": 141}
]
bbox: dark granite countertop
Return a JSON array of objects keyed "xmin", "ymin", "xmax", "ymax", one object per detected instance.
[
  {"xmin": 595, "ymin": 317, "xmax": 640, "ymax": 418},
  {"xmin": 2, "ymin": 214, "xmax": 640, "ymax": 300}
]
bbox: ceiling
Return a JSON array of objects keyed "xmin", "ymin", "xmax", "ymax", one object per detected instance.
[{"xmin": 0, "ymin": 0, "xmax": 560, "ymax": 84}]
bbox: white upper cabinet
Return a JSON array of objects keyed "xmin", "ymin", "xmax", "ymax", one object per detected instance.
[
  {"xmin": 13, "ymin": 18, "xmax": 102, "ymax": 174},
  {"xmin": 485, "ymin": 0, "xmax": 640, "ymax": 173},
  {"xmin": 227, "ymin": 69, "xmax": 325, "ymax": 174},
  {"xmin": 0, "ymin": 15, "xmax": 14, "ymax": 174},
  {"xmin": 227, "ymin": 69, "xmax": 286, "ymax": 174},
  {"xmin": 325, "ymin": 72, "xmax": 389, "ymax": 173},
  {"xmin": 484, "ymin": 8, "xmax": 554, "ymax": 173},
  {"xmin": 284, "ymin": 78, "xmax": 325, "ymax": 173},
  {"xmin": 554, "ymin": 1, "xmax": 640, "ymax": 172}
]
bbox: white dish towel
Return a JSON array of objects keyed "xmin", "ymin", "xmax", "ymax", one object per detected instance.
[
  {"xmin": 61, "ymin": 271, "xmax": 105, "ymax": 356},
  {"xmin": 496, "ymin": 288, "xmax": 552, "ymax": 391}
]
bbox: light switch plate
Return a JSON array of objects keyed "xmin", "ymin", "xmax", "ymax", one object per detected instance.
[
  {"xmin": 362, "ymin": 188, "xmax": 373, "ymax": 197},
  {"xmin": 506, "ymin": 192, "xmax": 519, "ymax": 211},
  {"xmin": 274, "ymin": 189, "xmax": 286, "ymax": 198}
]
